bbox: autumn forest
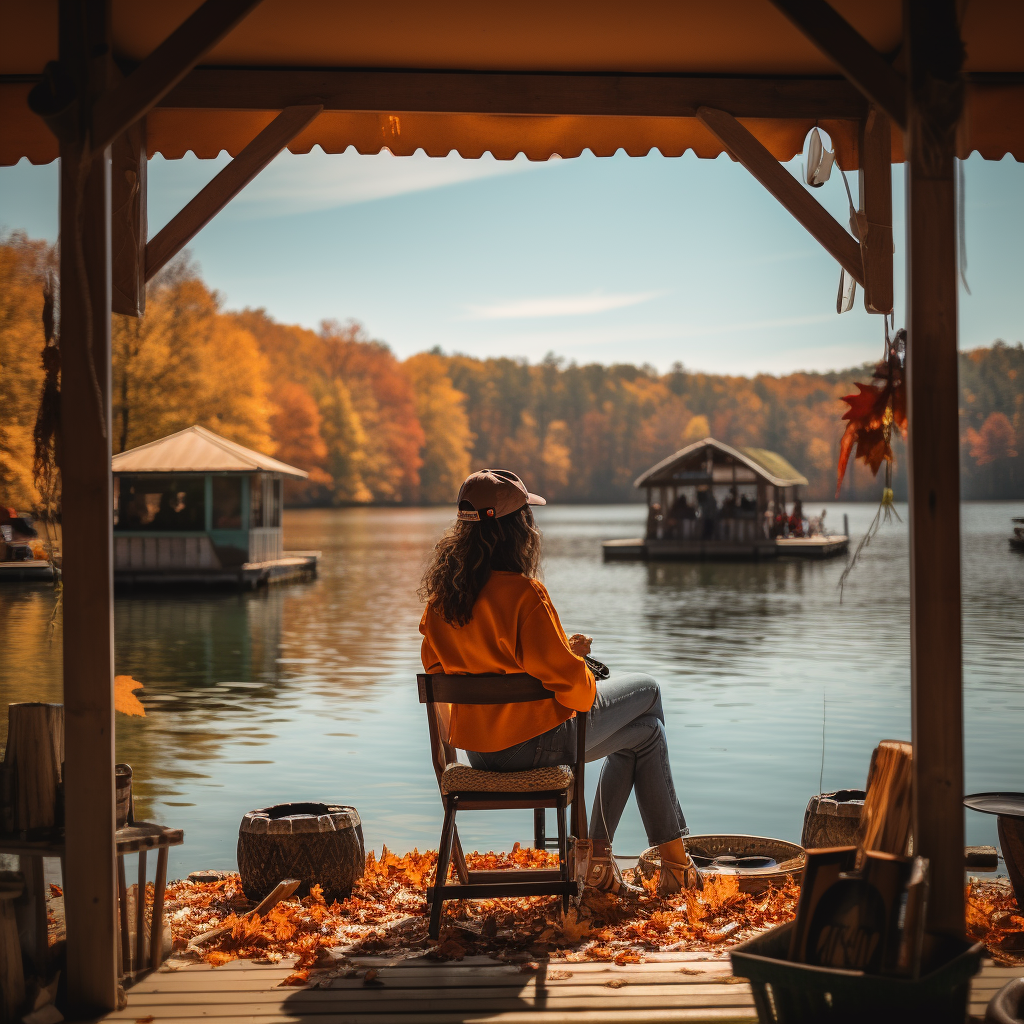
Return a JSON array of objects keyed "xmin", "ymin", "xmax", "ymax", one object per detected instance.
[{"xmin": 2, "ymin": 231, "xmax": 1021, "ymax": 511}]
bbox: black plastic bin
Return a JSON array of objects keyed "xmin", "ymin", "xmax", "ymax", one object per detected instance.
[{"xmin": 730, "ymin": 921, "xmax": 985, "ymax": 1024}]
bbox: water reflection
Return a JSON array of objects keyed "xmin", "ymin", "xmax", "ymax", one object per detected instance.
[{"xmin": 0, "ymin": 501, "xmax": 1022, "ymax": 879}]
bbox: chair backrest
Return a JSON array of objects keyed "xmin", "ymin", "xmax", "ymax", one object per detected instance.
[
  {"xmin": 417, "ymin": 673, "xmax": 558, "ymax": 782},
  {"xmin": 416, "ymin": 671, "xmax": 589, "ymax": 839},
  {"xmin": 418, "ymin": 672, "xmax": 552, "ymax": 706}
]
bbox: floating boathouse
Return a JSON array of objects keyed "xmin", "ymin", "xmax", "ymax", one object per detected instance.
[
  {"xmin": 112, "ymin": 425, "xmax": 318, "ymax": 586},
  {"xmin": 603, "ymin": 437, "xmax": 848, "ymax": 560}
]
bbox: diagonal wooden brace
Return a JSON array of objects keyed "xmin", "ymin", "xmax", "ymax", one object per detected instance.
[
  {"xmin": 92, "ymin": 0, "xmax": 265, "ymax": 153},
  {"xmin": 766, "ymin": 0, "xmax": 906, "ymax": 130},
  {"xmin": 696, "ymin": 106, "xmax": 864, "ymax": 286},
  {"xmin": 145, "ymin": 104, "xmax": 323, "ymax": 282}
]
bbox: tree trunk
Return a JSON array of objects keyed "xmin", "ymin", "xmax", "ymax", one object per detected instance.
[{"xmin": 4, "ymin": 703, "xmax": 64, "ymax": 832}]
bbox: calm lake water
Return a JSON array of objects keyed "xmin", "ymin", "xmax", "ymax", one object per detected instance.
[{"xmin": 1, "ymin": 502, "xmax": 1022, "ymax": 881}]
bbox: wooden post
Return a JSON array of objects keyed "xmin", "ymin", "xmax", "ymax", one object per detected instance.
[
  {"xmin": 857, "ymin": 108, "xmax": 893, "ymax": 315},
  {"xmin": 58, "ymin": 0, "xmax": 119, "ymax": 1009},
  {"xmin": 904, "ymin": 0, "xmax": 966, "ymax": 938},
  {"xmin": 111, "ymin": 117, "xmax": 147, "ymax": 317}
]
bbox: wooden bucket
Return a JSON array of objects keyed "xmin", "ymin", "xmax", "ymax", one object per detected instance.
[
  {"xmin": 236, "ymin": 802, "xmax": 364, "ymax": 902},
  {"xmin": 115, "ymin": 764, "xmax": 133, "ymax": 829},
  {"xmin": 800, "ymin": 789, "xmax": 865, "ymax": 849}
]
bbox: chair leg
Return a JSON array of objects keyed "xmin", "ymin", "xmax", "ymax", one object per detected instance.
[
  {"xmin": 429, "ymin": 797, "xmax": 458, "ymax": 941},
  {"xmin": 452, "ymin": 826, "xmax": 470, "ymax": 885},
  {"xmin": 533, "ymin": 808, "xmax": 546, "ymax": 850},
  {"xmin": 556, "ymin": 798, "xmax": 569, "ymax": 915}
]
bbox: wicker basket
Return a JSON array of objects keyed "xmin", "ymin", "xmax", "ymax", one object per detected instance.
[
  {"xmin": 237, "ymin": 802, "xmax": 364, "ymax": 902},
  {"xmin": 638, "ymin": 834, "xmax": 805, "ymax": 894}
]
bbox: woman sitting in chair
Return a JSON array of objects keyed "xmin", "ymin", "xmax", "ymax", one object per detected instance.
[{"xmin": 419, "ymin": 468, "xmax": 702, "ymax": 897}]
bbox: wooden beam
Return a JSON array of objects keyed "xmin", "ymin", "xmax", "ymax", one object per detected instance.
[
  {"xmin": 111, "ymin": 116, "xmax": 147, "ymax": 316},
  {"xmin": 145, "ymin": 104, "xmax": 321, "ymax": 281},
  {"xmin": 91, "ymin": 0, "xmax": 264, "ymax": 152},
  {"xmin": 696, "ymin": 106, "xmax": 864, "ymax": 285},
  {"xmin": 58, "ymin": 0, "xmax": 118, "ymax": 1012},
  {"xmin": 857, "ymin": 108, "xmax": 893, "ymax": 314},
  {"xmin": 159, "ymin": 68, "xmax": 869, "ymax": 120},
  {"xmin": 767, "ymin": 0, "xmax": 907, "ymax": 130},
  {"xmin": 905, "ymin": 0, "xmax": 966, "ymax": 939}
]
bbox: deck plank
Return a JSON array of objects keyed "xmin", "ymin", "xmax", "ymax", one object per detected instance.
[
  {"xmin": 92, "ymin": 952, "xmax": 1023, "ymax": 1024},
  {"xmin": 95, "ymin": 1014, "xmax": 756, "ymax": 1024}
]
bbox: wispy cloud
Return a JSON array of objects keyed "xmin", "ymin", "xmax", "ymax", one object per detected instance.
[
  {"xmin": 466, "ymin": 291, "xmax": 663, "ymax": 320},
  {"xmin": 235, "ymin": 149, "xmax": 542, "ymax": 216}
]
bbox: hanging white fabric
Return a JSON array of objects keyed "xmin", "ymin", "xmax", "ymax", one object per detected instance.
[
  {"xmin": 837, "ymin": 268, "xmax": 857, "ymax": 313},
  {"xmin": 804, "ymin": 127, "xmax": 836, "ymax": 187},
  {"xmin": 956, "ymin": 157, "xmax": 971, "ymax": 294}
]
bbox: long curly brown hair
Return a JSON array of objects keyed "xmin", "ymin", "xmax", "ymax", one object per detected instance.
[{"xmin": 420, "ymin": 505, "xmax": 542, "ymax": 626}]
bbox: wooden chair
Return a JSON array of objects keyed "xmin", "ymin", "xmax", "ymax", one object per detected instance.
[{"xmin": 417, "ymin": 672, "xmax": 588, "ymax": 939}]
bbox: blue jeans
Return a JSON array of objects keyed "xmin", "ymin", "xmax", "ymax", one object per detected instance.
[{"xmin": 466, "ymin": 673, "xmax": 689, "ymax": 847}]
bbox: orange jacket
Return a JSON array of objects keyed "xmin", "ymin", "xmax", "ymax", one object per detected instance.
[{"xmin": 419, "ymin": 571, "xmax": 595, "ymax": 752}]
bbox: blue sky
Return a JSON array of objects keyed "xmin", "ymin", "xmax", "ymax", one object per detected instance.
[{"xmin": 2, "ymin": 141, "xmax": 1021, "ymax": 375}]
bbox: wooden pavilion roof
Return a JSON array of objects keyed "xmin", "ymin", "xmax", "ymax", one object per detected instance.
[
  {"xmin": 3, "ymin": 0, "xmax": 1024, "ymax": 167},
  {"xmin": 635, "ymin": 437, "xmax": 809, "ymax": 488},
  {"xmin": 111, "ymin": 424, "xmax": 308, "ymax": 478}
]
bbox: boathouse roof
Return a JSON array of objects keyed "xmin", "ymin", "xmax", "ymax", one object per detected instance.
[
  {"xmin": 111, "ymin": 425, "xmax": 309, "ymax": 479},
  {"xmin": 635, "ymin": 437, "xmax": 808, "ymax": 489}
]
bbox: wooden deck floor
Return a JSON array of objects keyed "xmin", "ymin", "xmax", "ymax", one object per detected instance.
[{"xmin": 92, "ymin": 952, "xmax": 1024, "ymax": 1023}]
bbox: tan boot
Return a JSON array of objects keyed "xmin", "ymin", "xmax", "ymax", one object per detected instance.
[
  {"xmin": 586, "ymin": 842, "xmax": 643, "ymax": 898},
  {"xmin": 658, "ymin": 853, "xmax": 704, "ymax": 896}
]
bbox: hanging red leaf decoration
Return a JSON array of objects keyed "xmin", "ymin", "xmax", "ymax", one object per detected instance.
[{"xmin": 836, "ymin": 335, "xmax": 907, "ymax": 495}]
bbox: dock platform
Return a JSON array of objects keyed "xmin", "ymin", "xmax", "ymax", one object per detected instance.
[
  {"xmin": 603, "ymin": 536, "xmax": 849, "ymax": 562},
  {"xmin": 114, "ymin": 551, "xmax": 319, "ymax": 589},
  {"xmin": 0, "ymin": 559, "xmax": 57, "ymax": 582},
  {"xmin": 94, "ymin": 951, "xmax": 1023, "ymax": 1023}
]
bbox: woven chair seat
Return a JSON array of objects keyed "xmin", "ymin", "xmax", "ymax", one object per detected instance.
[{"xmin": 440, "ymin": 763, "xmax": 574, "ymax": 796}]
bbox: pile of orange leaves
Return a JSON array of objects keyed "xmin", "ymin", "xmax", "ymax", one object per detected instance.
[
  {"xmin": 836, "ymin": 338, "xmax": 907, "ymax": 495},
  {"xmin": 164, "ymin": 845, "xmax": 800, "ymax": 981},
  {"xmin": 163, "ymin": 852, "xmax": 1021, "ymax": 983},
  {"xmin": 967, "ymin": 879, "xmax": 1024, "ymax": 966}
]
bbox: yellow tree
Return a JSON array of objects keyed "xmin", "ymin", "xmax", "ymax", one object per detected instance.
[
  {"xmin": 0, "ymin": 233, "xmax": 54, "ymax": 507},
  {"xmin": 112, "ymin": 259, "xmax": 272, "ymax": 454},
  {"xmin": 405, "ymin": 352, "xmax": 474, "ymax": 503},
  {"xmin": 682, "ymin": 414, "xmax": 711, "ymax": 444}
]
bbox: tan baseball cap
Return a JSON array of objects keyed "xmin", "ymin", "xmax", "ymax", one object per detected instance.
[{"xmin": 456, "ymin": 469, "xmax": 546, "ymax": 522}]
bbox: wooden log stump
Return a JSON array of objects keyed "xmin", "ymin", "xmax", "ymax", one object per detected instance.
[
  {"xmin": 4, "ymin": 704, "xmax": 64, "ymax": 833},
  {"xmin": 0, "ymin": 875, "xmax": 25, "ymax": 1024},
  {"xmin": 859, "ymin": 739, "xmax": 913, "ymax": 861}
]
